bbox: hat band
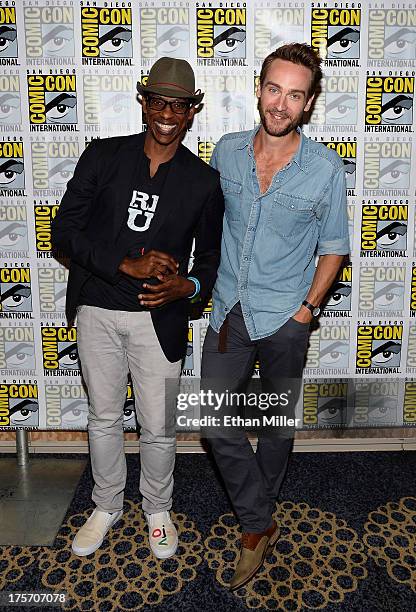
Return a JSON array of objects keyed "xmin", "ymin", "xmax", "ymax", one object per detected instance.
[{"xmin": 147, "ymin": 81, "xmax": 195, "ymax": 96}]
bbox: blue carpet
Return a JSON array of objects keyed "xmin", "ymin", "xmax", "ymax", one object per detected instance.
[{"xmin": 0, "ymin": 451, "xmax": 415, "ymax": 611}]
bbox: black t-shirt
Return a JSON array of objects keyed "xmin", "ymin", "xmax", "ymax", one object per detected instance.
[{"xmin": 79, "ymin": 153, "xmax": 171, "ymax": 311}]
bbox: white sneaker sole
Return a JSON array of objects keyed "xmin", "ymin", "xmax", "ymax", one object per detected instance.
[{"xmin": 71, "ymin": 510, "xmax": 123, "ymax": 557}]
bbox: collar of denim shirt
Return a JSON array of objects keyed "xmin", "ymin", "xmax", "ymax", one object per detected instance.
[{"xmin": 232, "ymin": 125, "xmax": 310, "ymax": 173}]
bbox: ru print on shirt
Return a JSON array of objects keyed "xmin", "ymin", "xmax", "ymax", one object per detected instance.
[{"xmin": 127, "ymin": 190, "xmax": 159, "ymax": 232}]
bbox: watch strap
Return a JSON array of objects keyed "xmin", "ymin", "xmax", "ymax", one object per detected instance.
[{"xmin": 302, "ymin": 300, "xmax": 319, "ymax": 315}]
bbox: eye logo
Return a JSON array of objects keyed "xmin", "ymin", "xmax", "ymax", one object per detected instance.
[
  {"xmin": 327, "ymin": 27, "xmax": 360, "ymax": 57},
  {"xmin": 381, "ymin": 159, "xmax": 410, "ymax": 188},
  {"xmin": 99, "ymin": 26, "xmax": 132, "ymax": 56},
  {"xmin": 0, "ymin": 159, "xmax": 24, "ymax": 189},
  {"xmin": 364, "ymin": 141, "xmax": 412, "ymax": 193},
  {"xmin": 41, "ymin": 326, "xmax": 79, "ymax": 372},
  {"xmin": 369, "ymin": 10, "xmax": 416, "ymax": 61},
  {"xmin": 158, "ymin": 26, "xmax": 188, "ymax": 57},
  {"xmin": 323, "ymin": 141, "xmax": 356, "ymax": 190},
  {"xmin": 325, "ymin": 282, "xmax": 352, "ymax": 311},
  {"xmin": 0, "ymin": 268, "xmax": 32, "ymax": 313},
  {"xmin": 24, "ymin": 7, "xmax": 74, "ymax": 58},
  {"xmin": 352, "ymin": 381, "xmax": 399, "ymax": 427},
  {"xmin": 322, "ymin": 264, "xmax": 352, "ymax": 315},
  {"xmin": 0, "ymin": 141, "xmax": 25, "ymax": 191},
  {"xmin": 381, "ymin": 94, "xmax": 413, "ymax": 123},
  {"xmin": 317, "ymin": 397, "xmax": 346, "ymax": 427},
  {"xmin": 375, "ymin": 282, "xmax": 404, "ymax": 310},
  {"xmin": 0, "ymin": 221, "xmax": 28, "ymax": 253},
  {"xmin": 31, "ymin": 141, "xmax": 78, "ymax": 193},
  {"xmin": 359, "ymin": 266, "xmax": 406, "ymax": 315},
  {"xmin": 311, "ymin": 9, "xmax": 360, "ymax": 62},
  {"xmin": 0, "ymin": 326, "xmax": 35, "ymax": 372},
  {"xmin": 0, "ymin": 92, "xmax": 20, "ymax": 127},
  {"xmin": 123, "ymin": 382, "xmax": 137, "ymax": 429},
  {"xmin": 214, "ymin": 26, "xmax": 246, "ymax": 56},
  {"xmin": 365, "ymin": 76, "xmax": 414, "ymax": 128},
  {"xmin": 28, "ymin": 75, "xmax": 78, "ymax": 128},
  {"xmin": 0, "ymin": 7, "xmax": 17, "ymax": 59},
  {"xmin": 0, "ymin": 384, "xmax": 39, "ymax": 428},
  {"xmin": 356, "ymin": 325, "xmax": 403, "ymax": 371},
  {"xmin": 326, "ymin": 93, "xmax": 357, "ymax": 124},
  {"xmin": 196, "ymin": 8, "xmax": 246, "ymax": 59},
  {"xmin": 61, "ymin": 398, "xmax": 88, "ymax": 428},
  {"xmin": 81, "ymin": 8, "xmax": 133, "ymax": 59},
  {"xmin": 311, "ymin": 76, "xmax": 359, "ymax": 127},
  {"xmin": 376, "ymin": 221, "xmax": 407, "ymax": 250},
  {"xmin": 45, "ymin": 92, "xmax": 77, "ymax": 124},
  {"xmin": 83, "ymin": 75, "xmax": 133, "ymax": 130},
  {"xmin": 302, "ymin": 382, "xmax": 348, "ymax": 428},
  {"xmin": 140, "ymin": 8, "xmax": 189, "ymax": 59},
  {"xmin": 360, "ymin": 204, "xmax": 408, "ymax": 255},
  {"xmin": 254, "ymin": 8, "xmax": 304, "ymax": 61},
  {"xmin": 201, "ymin": 74, "xmax": 247, "ymax": 132},
  {"xmin": 10, "ymin": 399, "xmax": 39, "ymax": 426},
  {"xmin": 319, "ymin": 340, "xmax": 349, "ymax": 369}
]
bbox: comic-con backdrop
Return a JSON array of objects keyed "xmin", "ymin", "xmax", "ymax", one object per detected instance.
[{"xmin": 0, "ymin": 0, "xmax": 415, "ymax": 433}]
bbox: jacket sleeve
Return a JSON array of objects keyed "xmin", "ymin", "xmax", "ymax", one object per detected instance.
[
  {"xmin": 51, "ymin": 140, "xmax": 124, "ymax": 284},
  {"xmin": 187, "ymin": 174, "xmax": 224, "ymax": 302}
]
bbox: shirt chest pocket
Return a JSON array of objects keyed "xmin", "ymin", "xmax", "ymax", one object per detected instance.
[
  {"xmin": 267, "ymin": 194, "xmax": 316, "ymax": 237},
  {"xmin": 220, "ymin": 176, "xmax": 242, "ymax": 222}
]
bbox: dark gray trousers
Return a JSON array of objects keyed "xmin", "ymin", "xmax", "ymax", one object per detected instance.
[{"xmin": 201, "ymin": 302, "xmax": 309, "ymax": 533}]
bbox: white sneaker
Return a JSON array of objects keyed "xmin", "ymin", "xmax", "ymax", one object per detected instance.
[
  {"xmin": 145, "ymin": 511, "xmax": 178, "ymax": 559},
  {"xmin": 71, "ymin": 508, "xmax": 123, "ymax": 556}
]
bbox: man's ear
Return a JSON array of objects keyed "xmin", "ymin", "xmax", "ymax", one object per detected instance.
[
  {"xmin": 304, "ymin": 94, "xmax": 315, "ymax": 113},
  {"xmin": 188, "ymin": 105, "xmax": 196, "ymax": 120},
  {"xmin": 256, "ymin": 82, "xmax": 261, "ymax": 101}
]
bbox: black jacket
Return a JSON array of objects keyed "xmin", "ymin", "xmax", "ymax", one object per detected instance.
[{"xmin": 51, "ymin": 132, "xmax": 224, "ymax": 362}]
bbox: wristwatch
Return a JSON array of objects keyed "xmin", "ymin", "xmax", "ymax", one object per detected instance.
[{"xmin": 302, "ymin": 300, "xmax": 321, "ymax": 317}]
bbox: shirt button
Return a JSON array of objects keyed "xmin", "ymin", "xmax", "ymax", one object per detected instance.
[
  {"xmin": 224, "ymin": 307, "xmax": 228, "ymax": 312},
  {"xmin": 241, "ymin": 284, "xmax": 247, "ymax": 289},
  {"xmin": 244, "ymin": 257, "xmax": 249, "ymax": 261},
  {"xmin": 291, "ymin": 205, "xmax": 295, "ymax": 209}
]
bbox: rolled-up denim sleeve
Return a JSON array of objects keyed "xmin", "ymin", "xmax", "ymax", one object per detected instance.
[{"xmin": 316, "ymin": 165, "xmax": 350, "ymax": 256}]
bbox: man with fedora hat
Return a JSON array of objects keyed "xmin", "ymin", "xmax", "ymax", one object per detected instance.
[{"xmin": 52, "ymin": 57, "xmax": 224, "ymax": 559}]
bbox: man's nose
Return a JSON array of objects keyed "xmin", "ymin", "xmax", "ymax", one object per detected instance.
[
  {"xmin": 160, "ymin": 102, "xmax": 175, "ymax": 119},
  {"xmin": 275, "ymin": 94, "xmax": 287, "ymax": 110}
]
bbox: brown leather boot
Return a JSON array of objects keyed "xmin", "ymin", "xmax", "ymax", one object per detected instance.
[{"xmin": 229, "ymin": 520, "xmax": 279, "ymax": 591}]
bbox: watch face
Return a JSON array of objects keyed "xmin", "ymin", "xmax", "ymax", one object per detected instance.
[{"xmin": 313, "ymin": 307, "xmax": 321, "ymax": 317}]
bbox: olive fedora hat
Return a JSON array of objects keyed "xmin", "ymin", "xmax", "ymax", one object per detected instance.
[{"xmin": 136, "ymin": 57, "xmax": 204, "ymax": 104}]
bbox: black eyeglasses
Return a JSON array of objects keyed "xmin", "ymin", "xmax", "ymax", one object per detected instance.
[{"xmin": 146, "ymin": 95, "xmax": 191, "ymax": 115}]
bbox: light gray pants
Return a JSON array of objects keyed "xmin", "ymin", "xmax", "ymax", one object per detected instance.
[{"xmin": 77, "ymin": 306, "xmax": 182, "ymax": 514}]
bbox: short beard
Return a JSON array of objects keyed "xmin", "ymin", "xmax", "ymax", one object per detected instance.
[{"xmin": 257, "ymin": 99, "xmax": 303, "ymax": 137}]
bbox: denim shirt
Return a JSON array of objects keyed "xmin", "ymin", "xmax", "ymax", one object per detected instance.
[{"xmin": 209, "ymin": 126, "xmax": 350, "ymax": 340}]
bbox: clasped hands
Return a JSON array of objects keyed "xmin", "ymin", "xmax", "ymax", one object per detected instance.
[{"xmin": 119, "ymin": 250, "xmax": 195, "ymax": 308}]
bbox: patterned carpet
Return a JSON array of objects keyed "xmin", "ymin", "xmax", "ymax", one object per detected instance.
[{"xmin": 0, "ymin": 451, "xmax": 415, "ymax": 612}]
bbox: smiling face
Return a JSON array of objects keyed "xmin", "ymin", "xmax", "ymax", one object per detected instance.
[
  {"xmin": 142, "ymin": 94, "xmax": 195, "ymax": 148},
  {"xmin": 257, "ymin": 58, "xmax": 315, "ymax": 137}
]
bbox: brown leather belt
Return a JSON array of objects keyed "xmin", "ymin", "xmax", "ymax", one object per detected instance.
[{"xmin": 218, "ymin": 315, "xmax": 229, "ymax": 353}]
